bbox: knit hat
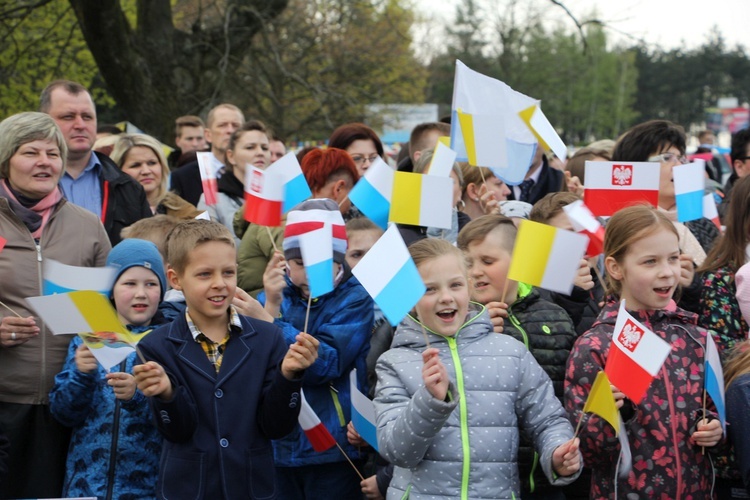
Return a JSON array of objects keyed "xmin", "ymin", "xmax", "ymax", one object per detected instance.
[
  {"xmin": 283, "ymin": 198, "xmax": 347, "ymax": 264},
  {"xmin": 106, "ymin": 238, "xmax": 167, "ymax": 301},
  {"xmin": 498, "ymin": 200, "xmax": 533, "ymax": 220}
]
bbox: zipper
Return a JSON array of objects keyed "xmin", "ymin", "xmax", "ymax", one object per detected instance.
[
  {"xmin": 446, "ymin": 335, "xmax": 470, "ymax": 500},
  {"xmin": 661, "ymin": 364, "xmax": 682, "ymax": 500},
  {"xmin": 329, "ymin": 385, "xmax": 346, "ymax": 427},
  {"xmin": 507, "ymin": 307, "xmax": 530, "ymax": 350},
  {"xmin": 105, "ymin": 360, "xmax": 126, "ymax": 500},
  {"xmin": 35, "ymin": 238, "xmax": 45, "ymax": 405}
]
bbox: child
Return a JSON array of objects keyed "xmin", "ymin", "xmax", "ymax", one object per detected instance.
[
  {"xmin": 723, "ymin": 341, "xmax": 750, "ymax": 497},
  {"xmin": 133, "ymin": 220, "xmax": 319, "ymax": 500},
  {"xmin": 529, "ymin": 192, "xmax": 602, "ymax": 335},
  {"xmin": 374, "ymin": 238, "xmax": 580, "ymax": 499},
  {"xmin": 49, "ymin": 238, "xmax": 169, "ymax": 499},
  {"xmin": 565, "ymin": 205, "xmax": 723, "ymax": 498},
  {"xmin": 255, "ymin": 199, "xmax": 374, "ymax": 499},
  {"xmin": 698, "ymin": 174, "xmax": 750, "ymax": 355},
  {"xmin": 457, "ymin": 213, "xmax": 578, "ymax": 498}
]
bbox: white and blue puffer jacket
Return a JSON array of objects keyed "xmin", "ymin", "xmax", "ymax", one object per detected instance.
[{"xmin": 374, "ymin": 304, "xmax": 579, "ymax": 500}]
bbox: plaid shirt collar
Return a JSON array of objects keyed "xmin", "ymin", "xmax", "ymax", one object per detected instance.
[{"xmin": 186, "ymin": 306, "xmax": 242, "ymax": 342}]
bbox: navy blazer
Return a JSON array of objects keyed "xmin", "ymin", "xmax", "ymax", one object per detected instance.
[{"xmin": 137, "ymin": 313, "xmax": 302, "ymax": 500}]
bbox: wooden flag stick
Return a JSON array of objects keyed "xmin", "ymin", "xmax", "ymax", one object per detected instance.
[
  {"xmin": 573, "ymin": 411, "xmax": 586, "ymax": 439},
  {"xmin": 0, "ymin": 300, "xmax": 23, "ymax": 318},
  {"xmin": 338, "ymin": 195, "xmax": 350, "ymax": 209},
  {"xmin": 265, "ymin": 225, "xmax": 280, "ymax": 254},
  {"xmin": 135, "ymin": 345, "xmax": 148, "ymax": 365},
  {"xmin": 303, "ymin": 294, "xmax": 313, "ymax": 333},
  {"xmin": 500, "ymin": 278, "xmax": 513, "ymax": 305},
  {"xmin": 335, "ymin": 441, "xmax": 366, "ymax": 481},
  {"xmin": 419, "ymin": 322, "xmax": 432, "ymax": 349},
  {"xmin": 701, "ymin": 388, "xmax": 707, "ymax": 455}
]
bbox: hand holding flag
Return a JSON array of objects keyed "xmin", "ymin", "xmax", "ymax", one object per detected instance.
[{"xmin": 604, "ymin": 300, "xmax": 671, "ymax": 404}]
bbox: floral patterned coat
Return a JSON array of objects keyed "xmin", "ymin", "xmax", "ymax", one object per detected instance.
[
  {"xmin": 699, "ymin": 265, "xmax": 749, "ymax": 357},
  {"xmin": 565, "ymin": 301, "xmax": 719, "ymax": 499}
]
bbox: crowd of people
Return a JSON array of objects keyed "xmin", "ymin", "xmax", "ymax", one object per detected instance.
[{"xmin": 0, "ymin": 78, "xmax": 749, "ymax": 500}]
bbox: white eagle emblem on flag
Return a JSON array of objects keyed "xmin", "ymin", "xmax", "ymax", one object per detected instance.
[
  {"xmin": 617, "ymin": 320, "xmax": 643, "ymax": 352},
  {"xmin": 612, "ymin": 165, "xmax": 633, "ymax": 186}
]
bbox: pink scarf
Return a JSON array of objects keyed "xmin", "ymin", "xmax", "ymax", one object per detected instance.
[{"xmin": 1, "ymin": 179, "xmax": 63, "ymax": 239}]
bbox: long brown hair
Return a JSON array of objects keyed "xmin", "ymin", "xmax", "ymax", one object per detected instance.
[
  {"xmin": 724, "ymin": 340, "xmax": 750, "ymax": 389},
  {"xmin": 699, "ymin": 175, "xmax": 750, "ymax": 275}
]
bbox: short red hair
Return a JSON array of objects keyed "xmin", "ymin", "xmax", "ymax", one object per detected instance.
[{"xmin": 301, "ymin": 147, "xmax": 360, "ymax": 192}]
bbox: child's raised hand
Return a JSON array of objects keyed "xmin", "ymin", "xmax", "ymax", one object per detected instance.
[
  {"xmin": 360, "ymin": 474, "xmax": 384, "ymax": 500},
  {"xmin": 422, "ymin": 347, "xmax": 449, "ymax": 401},
  {"xmin": 565, "ymin": 171, "xmax": 585, "ymax": 197},
  {"xmin": 679, "ymin": 254, "xmax": 695, "ymax": 288},
  {"xmin": 485, "ymin": 301, "xmax": 508, "ymax": 333},
  {"xmin": 263, "ymin": 252, "xmax": 288, "ymax": 302},
  {"xmin": 281, "ymin": 332, "xmax": 319, "ymax": 380},
  {"xmin": 552, "ymin": 437, "xmax": 581, "ymax": 477},
  {"xmin": 347, "ymin": 421, "xmax": 367, "ymax": 447},
  {"xmin": 691, "ymin": 418, "xmax": 722, "ymax": 448},
  {"xmin": 574, "ymin": 259, "xmax": 595, "ymax": 291},
  {"xmin": 133, "ymin": 361, "xmax": 173, "ymax": 400},
  {"xmin": 232, "ymin": 287, "xmax": 274, "ymax": 323},
  {"xmin": 610, "ymin": 384, "xmax": 626, "ymax": 409},
  {"xmin": 106, "ymin": 372, "xmax": 136, "ymax": 401},
  {"xmin": 75, "ymin": 344, "xmax": 98, "ymax": 374}
]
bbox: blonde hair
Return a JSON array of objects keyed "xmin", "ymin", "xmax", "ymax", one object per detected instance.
[
  {"xmin": 603, "ymin": 205, "xmax": 678, "ymax": 296},
  {"xmin": 409, "ymin": 238, "xmax": 466, "ymax": 273},
  {"xmin": 166, "ymin": 220, "xmax": 235, "ymax": 274},
  {"xmin": 121, "ymin": 214, "xmax": 181, "ymax": 258},
  {"xmin": 111, "ymin": 134, "xmax": 170, "ymax": 202},
  {"xmin": 725, "ymin": 340, "xmax": 750, "ymax": 389},
  {"xmin": 457, "ymin": 214, "xmax": 517, "ymax": 254}
]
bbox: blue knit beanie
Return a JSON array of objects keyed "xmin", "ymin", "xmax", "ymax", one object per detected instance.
[{"xmin": 106, "ymin": 238, "xmax": 167, "ymax": 301}]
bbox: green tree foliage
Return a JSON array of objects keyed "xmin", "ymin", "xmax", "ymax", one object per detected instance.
[
  {"xmin": 237, "ymin": 0, "xmax": 427, "ymax": 141},
  {"xmin": 426, "ymin": 0, "xmax": 639, "ymax": 144},
  {"xmin": 0, "ymin": 0, "xmax": 110, "ymax": 119},
  {"xmin": 633, "ymin": 29, "xmax": 750, "ymax": 127}
]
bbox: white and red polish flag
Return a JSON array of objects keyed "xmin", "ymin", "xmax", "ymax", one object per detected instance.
[
  {"xmin": 563, "ymin": 200, "xmax": 605, "ymax": 257},
  {"xmin": 298, "ymin": 390, "xmax": 336, "ymax": 452},
  {"xmin": 197, "ymin": 152, "xmax": 219, "ymax": 207},
  {"xmin": 583, "ymin": 161, "xmax": 660, "ymax": 217},
  {"xmin": 243, "ymin": 166, "xmax": 284, "ymax": 227},
  {"xmin": 604, "ymin": 300, "xmax": 672, "ymax": 404}
]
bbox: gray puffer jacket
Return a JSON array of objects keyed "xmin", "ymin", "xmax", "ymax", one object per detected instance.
[{"xmin": 374, "ymin": 304, "xmax": 579, "ymax": 500}]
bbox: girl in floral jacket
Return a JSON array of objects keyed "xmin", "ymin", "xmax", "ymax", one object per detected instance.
[
  {"xmin": 565, "ymin": 205, "xmax": 723, "ymax": 499},
  {"xmin": 697, "ymin": 175, "xmax": 750, "ymax": 356}
]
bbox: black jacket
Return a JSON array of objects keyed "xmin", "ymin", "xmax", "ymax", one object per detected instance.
[
  {"xmin": 169, "ymin": 160, "xmax": 204, "ymax": 206},
  {"xmin": 96, "ymin": 152, "xmax": 152, "ymax": 246},
  {"xmin": 507, "ymin": 156, "xmax": 564, "ymax": 205}
]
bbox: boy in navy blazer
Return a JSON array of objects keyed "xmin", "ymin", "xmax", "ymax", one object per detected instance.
[{"xmin": 134, "ymin": 220, "xmax": 319, "ymax": 500}]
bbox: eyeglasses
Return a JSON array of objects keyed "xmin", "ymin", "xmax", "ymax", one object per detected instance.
[
  {"xmin": 350, "ymin": 154, "xmax": 379, "ymax": 166},
  {"xmin": 647, "ymin": 152, "xmax": 688, "ymax": 164}
]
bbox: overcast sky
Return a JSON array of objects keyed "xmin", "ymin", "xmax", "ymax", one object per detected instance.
[{"xmin": 415, "ymin": 0, "xmax": 750, "ymax": 51}]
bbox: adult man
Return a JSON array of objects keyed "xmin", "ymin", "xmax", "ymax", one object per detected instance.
[
  {"xmin": 40, "ymin": 80, "xmax": 151, "ymax": 245},
  {"xmin": 169, "ymin": 104, "xmax": 244, "ymax": 206},
  {"xmin": 507, "ymin": 146, "xmax": 563, "ymax": 205},
  {"xmin": 270, "ymin": 135, "xmax": 286, "ymax": 163},
  {"xmin": 397, "ymin": 122, "xmax": 450, "ymax": 172},
  {"xmin": 722, "ymin": 128, "xmax": 750, "ymax": 217},
  {"xmin": 167, "ymin": 115, "xmax": 208, "ymax": 170}
]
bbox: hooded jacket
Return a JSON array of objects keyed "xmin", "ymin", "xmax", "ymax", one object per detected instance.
[
  {"xmin": 0, "ymin": 197, "xmax": 110, "ymax": 405},
  {"xmin": 258, "ymin": 271, "xmax": 374, "ymax": 467},
  {"xmin": 565, "ymin": 300, "xmax": 719, "ymax": 499},
  {"xmin": 375, "ymin": 305, "xmax": 578, "ymax": 500}
]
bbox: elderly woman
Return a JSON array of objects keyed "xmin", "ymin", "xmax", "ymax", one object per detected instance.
[
  {"xmin": 0, "ymin": 112, "xmax": 110, "ymax": 498},
  {"xmin": 111, "ymin": 133, "xmax": 199, "ymax": 218}
]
